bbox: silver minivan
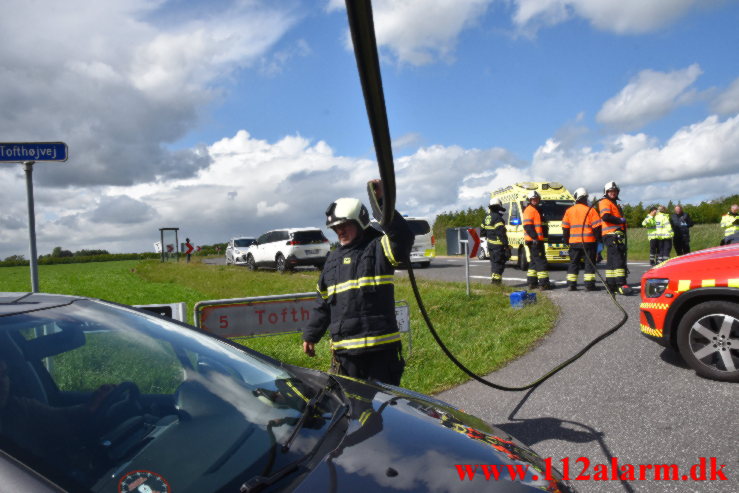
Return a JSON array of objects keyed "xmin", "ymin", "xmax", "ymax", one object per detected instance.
[{"xmin": 405, "ymin": 217, "xmax": 435, "ymax": 267}]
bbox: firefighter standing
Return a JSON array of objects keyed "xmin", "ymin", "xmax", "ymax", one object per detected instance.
[
  {"xmin": 480, "ymin": 198, "xmax": 509, "ymax": 284},
  {"xmin": 562, "ymin": 188, "xmax": 601, "ymax": 291},
  {"xmin": 655, "ymin": 206, "xmax": 674, "ymax": 263},
  {"xmin": 598, "ymin": 182, "xmax": 631, "ymax": 295},
  {"xmin": 302, "ymin": 180, "xmax": 414, "ymax": 385},
  {"xmin": 720, "ymin": 204, "xmax": 739, "ymax": 245},
  {"xmin": 522, "ymin": 190, "xmax": 552, "ymax": 290},
  {"xmin": 641, "ymin": 207, "xmax": 659, "ymax": 265}
]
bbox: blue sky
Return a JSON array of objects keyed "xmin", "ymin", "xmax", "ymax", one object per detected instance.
[{"xmin": 1, "ymin": 0, "xmax": 739, "ymax": 258}]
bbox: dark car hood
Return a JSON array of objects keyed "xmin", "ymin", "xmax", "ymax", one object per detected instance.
[{"xmin": 293, "ymin": 376, "xmax": 571, "ymax": 492}]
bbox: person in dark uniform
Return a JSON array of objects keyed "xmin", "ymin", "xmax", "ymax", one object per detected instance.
[
  {"xmin": 302, "ymin": 180, "xmax": 413, "ymax": 385},
  {"xmin": 480, "ymin": 198, "xmax": 509, "ymax": 284},
  {"xmin": 669, "ymin": 205, "xmax": 693, "ymax": 255}
]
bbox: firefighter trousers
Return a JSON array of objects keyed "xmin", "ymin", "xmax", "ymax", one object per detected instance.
[
  {"xmin": 526, "ymin": 241, "xmax": 550, "ymax": 288},
  {"xmin": 604, "ymin": 234, "xmax": 627, "ymax": 289},
  {"xmin": 567, "ymin": 243, "xmax": 597, "ymax": 288},
  {"xmin": 657, "ymin": 238, "xmax": 672, "ymax": 263},
  {"xmin": 649, "ymin": 239, "xmax": 659, "ymax": 265},
  {"xmin": 333, "ymin": 344, "xmax": 405, "ymax": 386},
  {"xmin": 489, "ymin": 244, "xmax": 506, "ymax": 283}
]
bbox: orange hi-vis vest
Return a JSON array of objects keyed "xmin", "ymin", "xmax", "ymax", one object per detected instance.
[
  {"xmin": 523, "ymin": 204, "xmax": 544, "ymax": 241},
  {"xmin": 598, "ymin": 198, "xmax": 625, "ymax": 235},
  {"xmin": 562, "ymin": 203, "xmax": 601, "ymax": 243}
]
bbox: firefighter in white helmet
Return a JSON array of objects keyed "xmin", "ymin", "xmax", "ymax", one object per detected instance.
[
  {"xmin": 561, "ymin": 188, "xmax": 602, "ymax": 291},
  {"xmin": 522, "ymin": 190, "xmax": 552, "ymax": 290},
  {"xmin": 598, "ymin": 181, "xmax": 631, "ymax": 295},
  {"xmin": 302, "ymin": 180, "xmax": 414, "ymax": 385},
  {"xmin": 480, "ymin": 198, "xmax": 510, "ymax": 284}
]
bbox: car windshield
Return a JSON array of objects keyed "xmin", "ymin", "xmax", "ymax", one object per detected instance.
[
  {"xmin": 406, "ymin": 220, "xmax": 430, "ymax": 235},
  {"xmin": 538, "ymin": 200, "xmax": 574, "ymax": 221},
  {"xmin": 291, "ymin": 230, "xmax": 326, "ymax": 243},
  {"xmin": 0, "ymin": 299, "xmax": 340, "ymax": 492},
  {"xmin": 234, "ymin": 238, "xmax": 255, "ymax": 247}
]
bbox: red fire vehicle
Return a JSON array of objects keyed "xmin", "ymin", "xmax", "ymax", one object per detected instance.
[{"xmin": 640, "ymin": 243, "xmax": 739, "ymax": 382}]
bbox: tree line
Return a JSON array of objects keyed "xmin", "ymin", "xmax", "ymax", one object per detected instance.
[{"xmin": 432, "ymin": 194, "xmax": 739, "ymax": 240}]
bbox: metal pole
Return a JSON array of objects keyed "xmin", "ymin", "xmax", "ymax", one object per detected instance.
[
  {"xmin": 463, "ymin": 240, "xmax": 470, "ymax": 296},
  {"xmin": 24, "ymin": 161, "xmax": 39, "ymax": 292}
]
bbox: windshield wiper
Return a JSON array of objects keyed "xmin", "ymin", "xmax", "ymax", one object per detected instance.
[
  {"xmin": 281, "ymin": 378, "xmax": 335, "ymax": 453},
  {"xmin": 240, "ymin": 400, "xmax": 348, "ymax": 493}
]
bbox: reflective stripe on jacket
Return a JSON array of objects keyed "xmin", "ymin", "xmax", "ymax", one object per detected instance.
[
  {"xmin": 562, "ymin": 203, "xmax": 601, "ymax": 243},
  {"xmin": 480, "ymin": 212, "xmax": 508, "ymax": 246},
  {"xmin": 303, "ymin": 211, "xmax": 414, "ymax": 354},
  {"xmin": 654, "ymin": 212, "xmax": 674, "ymax": 239},
  {"xmin": 642, "ymin": 215, "xmax": 659, "ymax": 240},
  {"xmin": 522, "ymin": 204, "xmax": 545, "ymax": 241},
  {"xmin": 599, "ymin": 198, "xmax": 625, "ymax": 235},
  {"xmin": 721, "ymin": 213, "xmax": 739, "ymax": 237}
]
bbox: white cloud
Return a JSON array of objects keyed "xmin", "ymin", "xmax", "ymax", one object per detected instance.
[
  {"xmin": 712, "ymin": 77, "xmax": 739, "ymax": 115},
  {"xmin": 0, "ymin": 0, "xmax": 298, "ymax": 188},
  {"xmin": 596, "ymin": 64, "xmax": 703, "ymax": 131},
  {"xmin": 328, "ymin": 0, "xmax": 492, "ymax": 66},
  {"xmin": 513, "ymin": 0, "xmax": 703, "ymax": 35},
  {"xmin": 532, "ymin": 114, "xmax": 739, "ymax": 203}
]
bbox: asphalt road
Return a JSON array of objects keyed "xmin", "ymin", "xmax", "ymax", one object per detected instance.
[{"xmin": 406, "ymin": 257, "xmax": 738, "ymax": 493}]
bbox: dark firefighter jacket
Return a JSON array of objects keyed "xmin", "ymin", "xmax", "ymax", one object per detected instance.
[
  {"xmin": 303, "ymin": 212, "xmax": 414, "ymax": 355},
  {"xmin": 480, "ymin": 211, "xmax": 508, "ymax": 247}
]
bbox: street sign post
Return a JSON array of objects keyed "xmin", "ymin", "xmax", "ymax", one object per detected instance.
[{"xmin": 2, "ymin": 142, "xmax": 68, "ymax": 292}]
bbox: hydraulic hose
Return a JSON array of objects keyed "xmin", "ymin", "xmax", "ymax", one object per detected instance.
[{"xmin": 344, "ymin": 0, "xmax": 629, "ymax": 391}]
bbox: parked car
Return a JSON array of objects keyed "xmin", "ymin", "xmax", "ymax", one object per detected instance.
[
  {"xmin": 640, "ymin": 243, "xmax": 739, "ymax": 382},
  {"xmin": 246, "ymin": 228, "xmax": 330, "ymax": 272},
  {"xmin": 0, "ymin": 292, "xmax": 573, "ymax": 492},
  {"xmin": 225, "ymin": 236, "xmax": 256, "ymax": 265},
  {"xmin": 405, "ymin": 217, "xmax": 435, "ymax": 268}
]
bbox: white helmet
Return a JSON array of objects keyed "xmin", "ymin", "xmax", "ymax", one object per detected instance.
[
  {"xmin": 325, "ymin": 198, "xmax": 370, "ymax": 229},
  {"xmin": 489, "ymin": 197, "xmax": 506, "ymax": 211},
  {"xmin": 604, "ymin": 181, "xmax": 620, "ymax": 194},
  {"xmin": 527, "ymin": 190, "xmax": 541, "ymax": 201},
  {"xmin": 573, "ymin": 187, "xmax": 588, "ymax": 202}
]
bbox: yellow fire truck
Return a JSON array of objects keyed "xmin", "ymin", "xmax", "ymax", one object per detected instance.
[{"xmin": 489, "ymin": 181, "xmax": 575, "ymax": 270}]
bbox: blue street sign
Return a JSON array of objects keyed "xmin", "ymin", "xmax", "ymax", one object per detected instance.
[{"xmin": 0, "ymin": 142, "xmax": 68, "ymax": 162}]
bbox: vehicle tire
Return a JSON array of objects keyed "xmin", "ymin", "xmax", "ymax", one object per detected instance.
[
  {"xmin": 275, "ymin": 254, "xmax": 287, "ymax": 273},
  {"xmin": 420, "ymin": 261, "xmax": 431, "ymax": 269},
  {"xmin": 225, "ymin": 255, "xmax": 232, "ymax": 265},
  {"xmin": 517, "ymin": 246, "xmax": 529, "ymax": 271},
  {"xmin": 246, "ymin": 254, "xmax": 256, "ymax": 271},
  {"xmin": 477, "ymin": 246, "xmax": 487, "ymax": 260},
  {"xmin": 676, "ymin": 301, "xmax": 739, "ymax": 382}
]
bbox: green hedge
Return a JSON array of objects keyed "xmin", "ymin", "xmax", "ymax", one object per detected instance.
[{"xmin": 0, "ymin": 252, "xmax": 160, "ymax": 268}]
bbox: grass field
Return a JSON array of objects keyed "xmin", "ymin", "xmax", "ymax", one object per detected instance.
[{"xmin": 0, "ymin": 259, "xmax": 557, "ymax": 395}]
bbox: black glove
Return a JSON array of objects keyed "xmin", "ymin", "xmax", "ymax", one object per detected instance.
[{"xmin": 504, "ymin": 246, "xmax": 512, "ymax": 261}]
